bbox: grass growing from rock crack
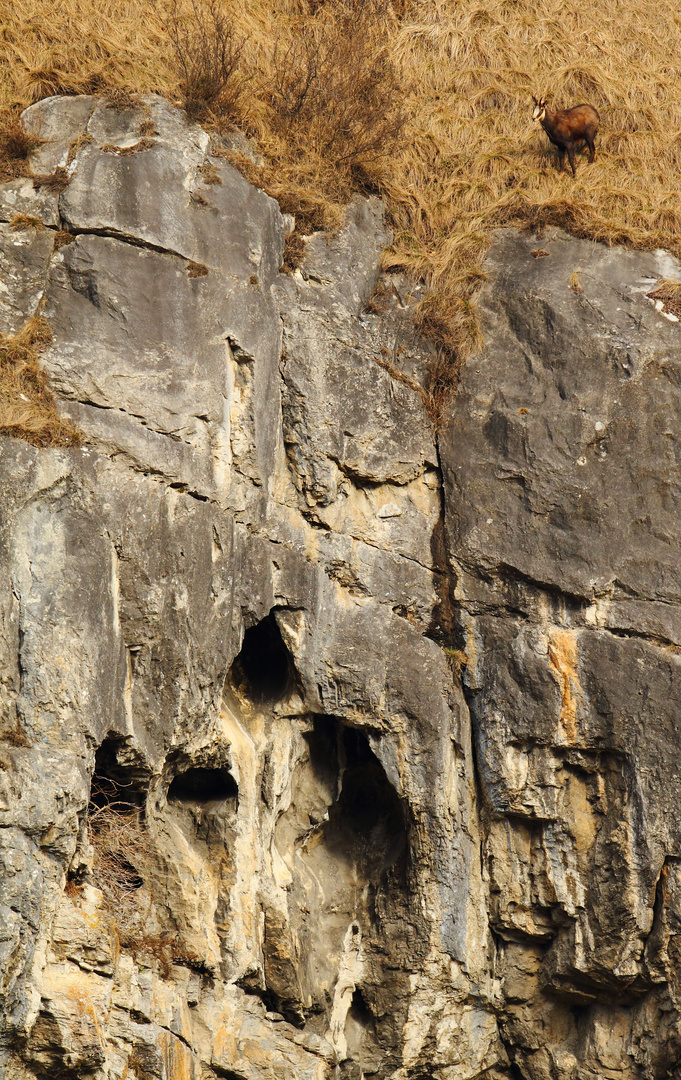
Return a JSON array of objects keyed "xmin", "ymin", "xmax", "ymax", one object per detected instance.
[
  {"xmin": 0, "ymin": 317, "xmax": 81, "ymax": 447},
  {"xmin": 1, "ymin": 0, "xmax": 681, "ymax": 423}
]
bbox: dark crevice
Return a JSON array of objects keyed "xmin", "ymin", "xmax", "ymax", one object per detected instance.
[
  {"xmin": 65, "ymin": 393, "xmax": 200, "ymax": 449},
  {"xmin": 300, "ymin": 510, "xmax": 333, "ymax": 531},
  {"xmin": 58, "ymin": 223, "xmax": 199, "ymax": 263},
  {"xmin": 89, "ymin": 735, "xmax": 149, "ymax": 812},
  {"xmin": 599, "ymin": 625, "xmax": 680, "ymax": 650},
  {"xmin": 494, "ymin": 562, "xmax": 587, "ymax": 610},
  {"xmin": 426, "ymin": 444, "xmax": 458, "ymax": 648},
  {"xmin": 102, "ymin": 451, "xmax": 213, "ymax": 505}
]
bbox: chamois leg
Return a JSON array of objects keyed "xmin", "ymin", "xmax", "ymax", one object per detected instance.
[
  {"xmin": 585, "ymin": 133, "xmax": 596, "ymax": 163},
  {"xmin": 557, "ymin": 146, "xmax": 566, "ymax": 173},
  {"xmin": 566, "ymin": 143, "xmax": 577, "ymax": 178}
]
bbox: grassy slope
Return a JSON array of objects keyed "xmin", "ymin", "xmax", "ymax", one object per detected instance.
[{"xmin": 1, "ymin": 0, "xmax": 680, "ymax": 439}]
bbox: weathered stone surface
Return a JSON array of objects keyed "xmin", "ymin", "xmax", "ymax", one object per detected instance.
[
  {"xmin": 2, "ymin": 96, "xmax": 681, "ymax": 1080},
  {"xmin": 0, "ymin": 224, "xmax": 54, "ymax": 334},
  {"xmin": 440, "ymin": 227, "xmax": 681, "ymax": 1078},
  {"xmin": 22, "ymin": 95, "xmax": 97, "ymax": 142},
  {"xmin": 0, "ymin": 96, "xmax": 494, "ymax": 1080},
  {"xmin": 275, "ymin": 200, "xmax": 438, "ymax": 570},
  {"xmin": 0, "ymin": 178, "xmax": 59, "ymax": 229}
]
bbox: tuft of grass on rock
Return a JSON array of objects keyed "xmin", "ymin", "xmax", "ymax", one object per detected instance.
[
  {"xmin": 9, "ymin": 213, "xmax": 43, "ymax": 230},
  {"xmin": 0, "ymin": 316, "xmax": 81, "ymax": 447},
  {"xmin": 186, "ymin": 259, "xmax": 208, "ymax": 277},
  {"xmin": 0, "ymin": 108, "xmax": 43, "ymax": 182},
  {"xmin": 53, "ymin": 229, "xmax": 75, "ymax": 250},
  {"xmin": 647, "ymin": 279, "xmax": 681, "ymax": 319}
]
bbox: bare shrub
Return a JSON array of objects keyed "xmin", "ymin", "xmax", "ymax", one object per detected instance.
[
  {"xmin": 155, "ymin": 0, "xmax": 248, "ymax": 120},
  {"xmin": 233, "ymin": 0, "xmax": 406, "ymax": 269},
  {"xmin": 269, "ymin": 0, "xmax": 405, "ymax": 173},
  {"xmin": 88, "ymin": 776, "xmax": 153, "ymax": 931}
]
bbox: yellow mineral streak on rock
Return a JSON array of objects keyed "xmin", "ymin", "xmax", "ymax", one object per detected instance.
[
  {"xmin": 563, "ymin": 771, "xmax": 598, "ymax": 856},
  {"xmin": 35, "ymin": 964, "xmax": 111, "ymax": 1063},
  {"xmin": 547, "ymin": 628, "xmax": 583, "ymax": 744},
  {"xmin": 158, "ymin": 1028, "xmax": 196, "ymax": 1080}
]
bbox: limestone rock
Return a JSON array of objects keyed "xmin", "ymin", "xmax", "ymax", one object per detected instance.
[
  {"xmin": 1, "ymin": 94, "xmax": 681, "ymax": 1080},
  {"xmin": 440, "ymin": 227, "xmax": 681, "ymax": 1078},
  {"xmin": 0, "ymin": 96, "xmax": 493, "ymax": 1080},
  {"xmin": 0, "ymin": 223, "xmax": 54, "ymax": 334}
]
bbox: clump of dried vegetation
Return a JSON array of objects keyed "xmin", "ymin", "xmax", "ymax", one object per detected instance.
[
  {"xmin": 647, "ymin": 279, "xmax": 681, "ymax": 320},
  {"xmin": 86, "ymin": 773, "xmax": 211, "ymax": 978},
  {"xmin": 87, "ymin": 774, "xmax": 153, "ymax": 932},
  {"xmin": 1, "ymin": 0, "xmax": 681, "ymax": 422},
  {"xmin": 0, "ymin": 108, "xmax": 43, "ymax": 182},
  {"xmin": 0, "ymin": 317, "xmax": 80, "ymax": 446},
  {"xmin": 154, "ymin": 0, "xmax": 249, "ymax": 120}
]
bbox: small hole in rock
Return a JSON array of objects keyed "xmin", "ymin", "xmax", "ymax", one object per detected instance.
[
  {"xmin": 168, "ymin": 767, "xmax": 238, "ymax": 804},
  {"xmin": 229, "ymin": 612, "xmax": 294, "ymax": 704}
]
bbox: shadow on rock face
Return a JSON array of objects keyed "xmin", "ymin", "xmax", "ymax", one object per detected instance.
[
  {"xmin": 310, "ymin": 721, "xmax": 407, "ymax": 878},
  {"xmin": 265, "ymin": 714, "xmax": 411, "ymax": 1070}
]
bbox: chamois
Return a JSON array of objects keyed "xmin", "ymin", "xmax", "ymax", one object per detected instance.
[{"xmin": 532, "ymin": 95, "xmax": 599, "ymax": 178}]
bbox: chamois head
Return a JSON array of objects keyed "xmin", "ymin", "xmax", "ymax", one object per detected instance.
[{"xmin": 532, "ymin": 94, "xmax": 547, "ymax": 122}]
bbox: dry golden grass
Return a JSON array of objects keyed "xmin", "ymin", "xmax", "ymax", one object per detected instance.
[
  {"xmin": 383, "ymin": 0, "xmax": 681, "ymax": 407},
  {"xmin": 0, "ymin": 317, "xmax": 81, "ymax": 447},
  {"xmin": 647, "ymin": 279, "xmax": 681, "ymax": 319},
  {"xmin": 0, "ymin": 107, "xmax": 43, "ymax": 182},
  {"xmin": 1, "ymin": 0, "xmax": 681, "ymax": 423},
  {"xmin": 88, "ymin": 776, "xmax": 153, "ymax": 930}
]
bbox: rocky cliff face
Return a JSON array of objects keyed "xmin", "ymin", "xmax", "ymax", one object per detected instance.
[{"xmin": 0, "ymin": 95, "xmax": 680, "ymax": 1080}]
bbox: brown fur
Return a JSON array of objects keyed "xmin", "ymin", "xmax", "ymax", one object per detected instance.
[{"xmin": 532, "ymin": 95, "xmax": 600, "ymax": 177}]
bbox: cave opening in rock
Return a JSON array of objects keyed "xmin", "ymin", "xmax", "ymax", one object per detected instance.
[
  {"xmin": 168, "ymin": 766, "xmax": 238, "ymax": 805},
  {"xmin": 90, "ymin": 734, "xmax": 148, "ymax": 813},
  {"xmin": 307, "ymin": 718, "xmax": 408, "ymax": 876},
  {"xmin": 348, "ymin": 986, "xmax": 373, "ymax": 1029},
  {"xmin": 265, "ymin": 716, "xmax": 411, "ymax": 1037},
  {"xmin": 228, "ymin": 611, "xmax": 295, "ymax": 704}
]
